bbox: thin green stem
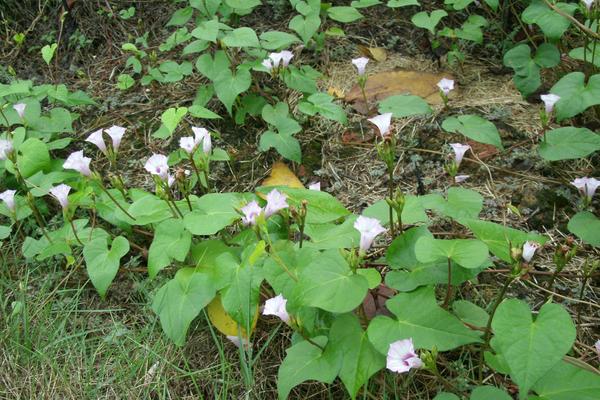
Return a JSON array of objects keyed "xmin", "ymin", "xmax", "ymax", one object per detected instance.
[
  {"xmin": 98, "ymin": 182, "xmax": 136, "ymax": 220},
  {"xmin": 69, "ymin": 218, "xmax": 84, "ymax": 246}
]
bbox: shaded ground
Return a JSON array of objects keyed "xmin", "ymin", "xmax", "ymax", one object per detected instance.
[{"xmin": 1, "ymin": 1, "xmax": 599, "ymax": 399}]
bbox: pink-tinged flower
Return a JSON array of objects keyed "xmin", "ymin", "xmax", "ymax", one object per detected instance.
[
  {"xmin": 262, "ymin": 58, "xmax": 274, "ymax": 72},
  {"xmin": 85, "ymin": 129, "xmax": 107, "ymax": 154},
  {"xmin": 167, "ymin": 174, "xmax": 176, "ymax": 188},
  {"xmin": 268, "ymin": 52, "xmax": 284, "ymax": 68},
  {"xmin": 179, "ymin": 136, "xmax": 196, "ymax": 154},
  {"xmin": 264, "ymin": 189, "xmax": 288, "ymax": 218},
  {"xmin": 450, "ymin": 143, "xmax": 471, "ymax": 166},
  {"xmin": 571, "ymin": 177, "xmax": 600, "ymax": 200},
  {"xmin": 241, "ymin": 200, "xmax": 262, "ymax": 226},
  {"xmin": 263, "ymin": 294, "xmax": 290, "ymax": 324},
  {"xmin": 583, "ymin": 0, "xmax": 594, "ymax": 10},
  {"xmin": 354, "ymin": 215, "xmax": 386, "ymax": 252},
  {"xmin": 308, "ymin": 181, "xmax": 321, "ymax": 191},
  {"xmin": 192, "ymin": 127, "xmax": 212, "ymax": 154},
  {"xmin": 105, "ymin": 125, "xmax": 126, "ymax": 152},
  {"xmin": 352, "ymin": 57, "xmax": 369, "ymax": 75},
  {"xmin": 455, "ymin": 175, "xmax": 470, "ymax": 183},
  {"xmin": 0, "ymin": 189, "xmax": 17, "ymax": 212},
  {"xmin": 13, "ymin": 103, "xmax": 26, "ymax": 119},
  {"xmin": 437, "ymin": 78, "xmax": 455, "ymax": 95},
  {"xmin": 226, "ymin": 335, "xmax": 250, "ymax": 348},
  {"xmin": 522, "ymin": 241, "xmax": 540, "ymax": 263},
  {"xmin": 144, "ymin": 154, "xmax": 169, "ymax": 181},
  {"xmin": 595, "ymin": 339, "xmax": 600, "ymax": 357},
  {"xmin": 540, "ymin": 94, "xmax": 561, "ymax": 114},
  {"xmin": 367, "ymin": 113, "xmax": 393, "ymax": 137},
  {"xmin": 63, "ymin": 150, "xmax": 92, "ymax": 177},
  {"xmin": 279, "ymin": 50, "xmax": 294, "ymax": 67},
  {"xmin": 386, "ymin": 338, "xmax": 423, "ymax": 373},
  {"xmin": 0, "ymin": 139, "xmax": 14, "ymax": 160},
  {"xmin": 49, "ymin": 184, "xmax": 71, "ymax": 210}
]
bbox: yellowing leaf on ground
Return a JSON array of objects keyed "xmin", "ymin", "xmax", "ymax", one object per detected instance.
[
  {"xmin": 358, "ymin": 45, "xmax": 387, "ymax": 62},
  {"xmin": 261, "ymin": 161, "xmax": 304, "ymax": 190},
  {"xmin": 345, "ymin": 69, "xmax": 456, "ymax": 114},
  {"xmin": 206, "ymin": 295, "xmax": 257, "ymax": 338},
  {"xmin": 327, "ymin": 86, "xmax": 345, "ymax": 98}
]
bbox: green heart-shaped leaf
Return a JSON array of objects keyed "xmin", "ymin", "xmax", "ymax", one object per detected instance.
[{"xmin": 83, "ymin": 236, "xmax": 130, "ymax": 298}]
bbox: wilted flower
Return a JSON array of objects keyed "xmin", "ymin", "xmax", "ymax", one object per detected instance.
[
  {"xmin": 522, "ymin": 241, "xmax": 540, "ymax": 263},
  {"xmin": 167, "ymin": 174, "xmax": 176, "ymax": 188},
  {"xmin": 105, "ymin": 125, "xmax": 126, "ymax": 152},
  {"xmin": 571, "ymin": 177, "xmax": 600, "ymax": 201},
  {"xmin": 354, "ymin": 215, "xmax": 386, "ymax": 252},
  {"xmin": 308, "ymin": 182, "xmax": 321, "ymax": 191},
  {"xmin": 49, "ymin": 184, "xmax": 71, "ymax": 210},
  {"xmin": 583, "ymin": 0, "xmax": 595, "ymax": 10},
  {"xmin": 386, "ymin": 338, "xmax": 423, "ymax": 373},
  {"xmin": 352, "ymin": 57, "xmax": 369, "ymax": 76},
  {"xmin": 263, "ymin": 294, "xmax": 290, "ymax": 324},
  {"xmin": 437, "ymin": 78, "xmax": 455, "ymax": 95},
  {"xmin": 455, "ymin": 175, "xmax": 470, "ymax": 183},
  {"xmin": 63, "ymin": 150, "xmax": 92, "ymax": 177},
  {"xmin": 0, "ymin": 139, "xmax": 14, "ymax": 160},
  {"xmin": 449, "ymin": 143, "xmax": 471, "ymax": 166},
  {"xmin": 13, "ymin": 103, "xmax": 26, "ymax": 119},
  {"xmin": 368, "ymin": 113, "xmax": 393, "ymax": 137},
  {"xmin": 85, "ymin": 129, "xmax": 107, "ymax": 154},
  {"xmin": 241, "ymin": 200, "xmax": 262, "ymax": 226},
  {"xmin": 144, "ymin": 154, "xmax": 169, "ymax": 181},
  {"xmin": 0, "ymin": 189, "xmax": 17, "ymax": 212},
  {"xmin": 192, "ymin": 127, "xmax": 212, "ymax": 154},
  {"xmin": 264, "ymin": 189, "xmax": 288, "ymax": 218},
  {"xmin": 540, "ymin": 94, "xmax": 561, "ymax": 114}
]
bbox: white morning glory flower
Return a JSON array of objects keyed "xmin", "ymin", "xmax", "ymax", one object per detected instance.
[
  {"xmin": 49, "ymin": 184, "xmax": 71, "ymax": 210},
  {"xmin": 85, "ymin": 129, "xmax": 107, "ymax": 154},
  {"xmin": 571, "ymin": 177, "xmax": 600, "ymax": 201},
  {"xmin": 352, "ymin": 57, "xmax": 369, "ymax": 76},
  {"xmin": 0, "ymin": 139, "xmax": 14, "ymax": 160},
  {"xmin": 386, "ymin": 338, "xmax": 423, "ymax": 373},
  {"xmin": 354, "ymin": 215, "xmax": 386, "ymax": 252},
  {"xmin": 540, "ymin": 94, "xmax": 561, "ymax": 114},
  {"xmin": 192, "ymin": 127, "xmax": 212, "ymax": 154},
  {"xmin": 262, "ymin": 294, "xmax": 290, "ymax": 324},
  {"xmin": 63, "ymin": 150, "xmax": 92, "ymax": 177},
  {"xmin": 264, "ymin": 189, "xmax": 289, "ymax": 218},
  {"xmin": 368, "ymin": 113, "xmax": 393, "ymax": 137},
  {"xmin": 241, "ymin": 200, "xmax": 263, "ymax": 226},
  {"xmin": 450, "ymin": 143, "xmax": 471, "ymax": 166},
  {"xmin": 522, "ymin": 241, "xmax": 540, "ymax": 263},
  {"xmin": 0, "ymin": 189, "xmax": 17, "ymax": 212},
  {"xmin": 308, "ymin": 182, "xmax": 321, "ymax": 191},
  {"xmin": 437, "ymin": 78, "xmax": 455, "ymax": 95},
  {"xmin": 144, "ymin": 154, "xmax": 169, "ymax": 181},
  {"xmin": 105, "ymin": 125, "xmax": 126, "ymax": 152},
  {"xmin": 13, "ymin": 103, "xmax": 26, "ymax": 119}
]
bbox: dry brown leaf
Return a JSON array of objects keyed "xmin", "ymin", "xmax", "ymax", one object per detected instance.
[
  {"xmin": 345, "ymin": 69, "xmax": 456, "ymax": 114},
  {"xmin": 358, "ymin": 45, "xmax": 387, "ymax": 62},
  {"xmin": 327, "ymin": 86, "xmax": 345, "ymax": 98},
  {"xmin": 261, "ymin": 161, "xmax": 304, "ymax": 189}
]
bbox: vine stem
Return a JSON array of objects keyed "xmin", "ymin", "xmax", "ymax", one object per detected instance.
[
  {"xmin": 69, "ymin": 218, "xmax": 84, "ymax": 246},
  {"xmin": 478, "ymin": 275, "xmax": 514, "ymax": 383},
  {"xmin": 388, "ymin": 164, "xmax": 395, "ymax": 237},
  {"xmin": 98, "ymin": 182, "xmax": 136, "ymax": 220}
]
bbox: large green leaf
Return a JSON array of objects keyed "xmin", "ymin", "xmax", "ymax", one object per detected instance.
[
  {"xmin": 259, "ymin": 130, "xmax": 302, "ymax": 162},
  {"xmin": 532, "ymin": 361, "xmax": 600, "ymax": 400},
  {"xmin": 289, "ymin": 13, "xmax": 321, "ymax": 43},
  {"xmin": 16, "ymin": 138, "xmax": 50, "ymax": 178},
  {"xmin": 327, "ymin": 6, "xmax": 363, "ymax": 23},
  {"xmin": 490, "ymin": 300, "xmax": 576, "ymax": 399},
  {"xmin": 378, "ymin": 94, "xmax": 432, "ymax": 118},
  {"xmin": 298, "ymin": 93, "xmax": 347, "ymax": 124},
  {"xmin": 213, "ymin": 68, "xmax": 252, "ymax": 114},
  {"xmin": 262, "ymin": 102, "xmax": 301, "ymax": 136},
  {"xmin": 550, "ymin": 72, "xmax": 600, "ymax": 121},
  {"xmin": 363, "ymin": 195, "xmax": 429, "ymax": 226},
  {"xmin": 503, "ymin": 44, "xmax": 559, "ymax": 97},
  {"xmin": 329, "ymin": 314, "xmax": 385, "ymax": 399},
  {"xmin": 222, "ymin": 27, "xmax": 260, "ymax": 48},
  {"xmin": 367, "ymin": 286, "xmax": 482, "ymax": 353},
  {"xmin": 522, "ymin": 0, "xmax": 576, "ymax": 40},
  {"xmin": 471, "ymin": 386, "xmax": 512, "ymax": 400},
  {"xmin": 167, "ymin": 6, "xmax": 193, "ymax": 26},
  {"xmin": 184, "ymin": 193, "xmax": 255, "ymax": 235},
  {"xmin": 411, "ymin": 10, "xmax": 448, "ymax": 34},
  {"xmin": 152, "ymin": 267, "xmax": 217, "ymax": 345},
  {"xmin": 191, "ymin": 19, "xmax": 220, "ymax": 42},
  {"xmin": 539, "ymin": 127, "xmax": 600, "ymax": 161},
  {"xmin": 568, "ymin": 211, "xmax": 600, "ymax": 247},
  {"xmin": 465, "ymin": 219, "xmax": 547, "ymax": 262},
  {"xmin": 260, "ymin": 31, "xmax": 300, "ymax": 50},
  {"xmin": 415, "ymin": 236, "xmax": 489, "ymax": 269},
  {"xmin": 423, "ymin": 187, "xmax": 483, "ymax": 222},
  {"xmin": 442, "ymin": 115, "xmax": 503, "ymax": 149},
  {"xmin": 294, "ymin": 249, "xmax": 369, "ymax": 313},
  {"xmin": 83, "ymin": 236, "xmax": 130, "ymax": 298},
  {"xmin": 303, "ymin": 216, "xmax": 360, "ymax": 249},
  {"xmin": 148, "ymin": 219, "xmax": 192, "ymax": 278},
  {"xmin": 277, "ymin": 336, "xmax": 340, "ymax": 400}
]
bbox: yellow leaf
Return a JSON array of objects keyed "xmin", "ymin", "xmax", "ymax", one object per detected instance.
[
  {"xmin": 358, "ymin": 45, "xmax": 387, "ymax": 62},
  {"xmin": 259, "ymin": 161, "xmax": 304, "ymax": 199},
  {"xmin": 206, "ymin": 295, "xmax": 258, "ymax": 338},
  {"xmin": 327, "ymin": 86, "xmax": 345, "ymax": 98}
]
